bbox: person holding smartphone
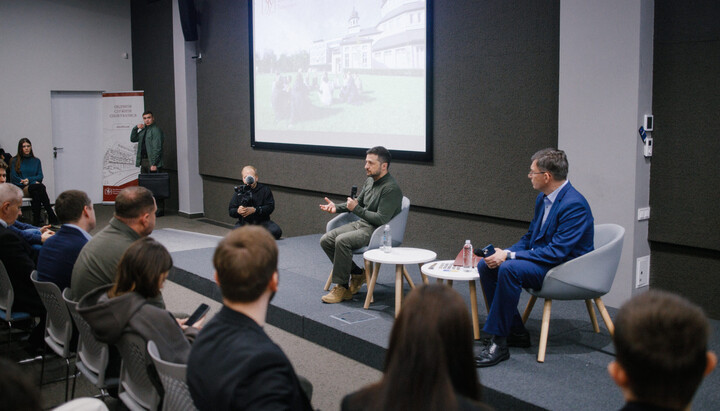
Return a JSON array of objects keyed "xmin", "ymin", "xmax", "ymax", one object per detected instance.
[
  {"xmin": 475, "ymin": 148, "xmax": 594, "ymax": 367},
  {"xmin": 78, "ymin": 237, "xmax": 204, "ymax": 364}
]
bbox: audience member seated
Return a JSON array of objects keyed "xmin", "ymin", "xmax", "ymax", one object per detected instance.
[
  {"xmin": 342, "ymin": 284, "xmax": 491, "ymax": 411},
  {"xmin": 78, "ymin": 237, "xmax": 200, "ymax": 364},
  {"xmin": 70, "ymin": 186, "xmax": 161, "ymax": 307},
  {"xmin": 9, "ymin": 138, "xmax": 59, "ymax": 226},
  {"xmin": 188, "ymin": 226, "xmax": 313, "ymax": 411},
  {"xmin": 228, "ymin": 165, "xmax": 282, "ymax": 239},
  {"xmin": 37, "ymin": 190, "xmax": 95, "ymax": 291},
  {"xmin": 0, "ymin": 159, "xmax": 53, "ymax": 249},
  {"xmin": 0, "ymin": 183, "xmax": 45, "ymax": 349},
  {"xmin": 0, "ymin": 148, "xmax": 11, "ymax": 166},
  {"xmin": 8, "ymin": 219, "xmax": 54, "ymax": 250},
  {"xmin": 609, "ymin": 290, "xmax": 717, "ymax": 411}
]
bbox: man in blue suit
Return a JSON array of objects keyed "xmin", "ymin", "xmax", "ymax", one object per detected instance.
[
  {"xmin": 37, "ymin": 190, "xmax": 96, "ymax": 291},
  {"xmin": 475, "ymin": 148, "xmax": 594, "ymax": 367}
]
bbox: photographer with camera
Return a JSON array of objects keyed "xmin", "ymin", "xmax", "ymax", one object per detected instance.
[{"xmin": 228, "ymin": 165, "xmax": 282, "ymax": 239}]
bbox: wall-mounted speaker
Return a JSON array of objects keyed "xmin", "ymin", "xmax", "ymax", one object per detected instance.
[{"xmin": 178, "ymin": 0, "xmax": 199, "ymax": 42}]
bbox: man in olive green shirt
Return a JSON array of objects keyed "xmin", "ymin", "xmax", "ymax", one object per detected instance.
[
  {"xmin": 130, "ymin": 111, "xmax": 164, "ymax": 173},
  {"xmin": 131, "ymin": 110, "xmax": 165, "ymax": 216},
  {"xmin": 319, "ymin": 146, "xmax": 402, "ymax": 304}
]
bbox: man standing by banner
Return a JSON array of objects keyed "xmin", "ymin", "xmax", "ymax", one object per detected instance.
[
  {"xmin": 130, "ymin": 111, "xmax": 164, "ymax": 173},
  {"xmin": 130, "ymin": 110, "xmax": 165, "ymax": 216}
]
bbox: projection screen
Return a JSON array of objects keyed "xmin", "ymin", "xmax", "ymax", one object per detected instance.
[{"xmin": 250, "ymin": 0, "xmax": 432, "ymax": 161}]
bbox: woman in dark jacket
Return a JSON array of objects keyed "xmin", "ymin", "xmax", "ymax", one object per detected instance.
[
  {"xmin": 78, "ymin": 237, "xmax": 201, "ymax": 364},
  {"xmin": 342, "ymin": 284, "xmax": 492, "ymax": 411},
  {"xmin": 9, "ymin": 138, "xmax": 58, "ymax": 225}
]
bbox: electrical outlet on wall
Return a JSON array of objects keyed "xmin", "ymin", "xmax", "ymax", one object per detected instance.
[{"xmin": 636, "ymin": 256, "xmax": 650, "ymax": 288}]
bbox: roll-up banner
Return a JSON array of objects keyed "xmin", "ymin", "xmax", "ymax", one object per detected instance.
[{"xmin": 102, "ymin": 92, "xmax": 144, "ymax": 203}]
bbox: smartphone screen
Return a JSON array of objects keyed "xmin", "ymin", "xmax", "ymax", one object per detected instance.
[{"xmin": 185, "ymin": 303, "xmax": 209, "ymax": 326}]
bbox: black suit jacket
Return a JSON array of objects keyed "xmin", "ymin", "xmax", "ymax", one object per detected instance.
[
  {"xmin": 187, "ymin": 306, "xmax": 312, "ymax": 411},
  {"xmin": 37, "ymin": 225, "xmax": 89, "ymax": 291},
  {"xmin": 0, "ymin": 224, "xmax": 44, "ymax": 316}
]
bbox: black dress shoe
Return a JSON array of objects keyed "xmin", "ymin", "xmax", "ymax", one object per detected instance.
[
  {"xmin": 475, "ymin": 341, "xmax": 509, "ymax": 367},
  {"xmin": 473, "ymin": 339, "xmax": 491, "ymax": 357},
  {"xmin": 507, "ymin": 328, "xmax": 531, "ymax": 348}
]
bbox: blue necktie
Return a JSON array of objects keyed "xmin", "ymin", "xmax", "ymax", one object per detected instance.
[{"xmin": 541, "ymin": 196, "xmax": 552, "ymax": 228}]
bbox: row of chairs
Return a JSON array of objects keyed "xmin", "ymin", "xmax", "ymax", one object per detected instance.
[{"xmin": 0, "ymin": 262, "xmax": 195, "ymax": 410}]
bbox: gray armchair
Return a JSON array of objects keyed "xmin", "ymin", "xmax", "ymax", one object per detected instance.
[
  {"xmin": 116, "ymin": 333, "xmax": 161, "ymax": 410},
  {"xmin": 521, "ymin": 223, "xmax": 625, "ymax": 362},
  {"xmin": 322, "ymin": 196, "xmax": 411, "ymax": 297},
  {"xmin": 31, "ymin": 270, "xmax": 75, "ymax": 402},
  {"xmin": 147, "ymin": 340, "xmax": 197, "ymax": 411},
  {"xmin": 63, "ymin": 288, "xmax": 118, "ymax": 400},
  {"xmin": 0, "ymin": 260, "xmax": 33, "ymax": 346}
]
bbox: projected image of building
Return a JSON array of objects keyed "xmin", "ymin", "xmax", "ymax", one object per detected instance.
[{"xmin": 309, "ymin": 0, "xmax": 426, "ymax": 74}]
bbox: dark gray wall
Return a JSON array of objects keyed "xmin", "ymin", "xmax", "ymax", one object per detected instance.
[
  {"xmin": 196, "ymin": 0, "xmax": 560, "ymax": 260},
  {"xmin": 131, "ymin": 0, "xmax": 179, "ymax": 212},
  {"xmin": 650, "ymin": 1, "xmax": 720, "ymax": 317}
]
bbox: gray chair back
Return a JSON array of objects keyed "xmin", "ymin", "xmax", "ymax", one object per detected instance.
[
  {"xmin": 63, "ymin": 288, "xmax": 116, "ymax": 390},
  {"xmin": 0, "ymin": 260, "xmax": 31, "ymax": 322},
  {"xmin": 326, "ymin": 196, "xmax": 411, "ymax": 253},
  {"xmin": 30, "ymin": 270, "xmax": 74, "ymax": 358},
  {"xmin": 116, "ymin": 332, "xmax": 161, "ymax": 411},
  {"xmin": 147, "ymin": 340, "xmax": 197, "ymax": 411},
  {"xmin": 530, "ymin": 223, "xmax": 625, "ymax": 300}
]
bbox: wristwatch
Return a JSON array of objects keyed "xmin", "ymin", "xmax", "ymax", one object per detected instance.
[{"xmin": 506, "ymin": 251, "xmax": 515, "ymax": 260}]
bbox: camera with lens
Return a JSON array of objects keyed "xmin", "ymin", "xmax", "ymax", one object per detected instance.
[
  {"xmin": 234, "ymin": 185, "xmax": 253, "ymax": 207},
  {"xmin": 234, "ymin": 175, "xmax": 256, "ymax": 207}
]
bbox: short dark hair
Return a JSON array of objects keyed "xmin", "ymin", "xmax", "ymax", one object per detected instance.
[
  {"xmin": 142, "ymin": 110, "xmax": 153, "ymax": 117},
  {"xmin": 110, "ymin": 237, "xmax": 172, "ymax": 299},
  {"xmin": 532, "ymin": 148, "xmax": 568, "ymax": 181},
  {"xmin": 213, "ymin": 226, "xmax": 278, "ymax": 303},
  {"xmin": 613, "ymin": 290, "xmax": 710, "ymax": 409},
  {"xmin": 114, "ymin": 186, "xmax": 155, "ymax": 219},
  {"xmin": 54, "ymin": 190, "xmax": 91, "ymax": 224},
  {"xmin": 362, "ymin": 285, "xmax": 481, "ymax": 409},
  {"xmin": 366, "ymin": 146, "xmax": 392, "ymax": 167}
]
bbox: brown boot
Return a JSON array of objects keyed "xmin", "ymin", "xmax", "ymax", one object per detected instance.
[
  {"xmin": 321, "ymin": 285, "xmax": 352, "ymax": 304},
  {"xmin": 349, "ymin": 272, "xmax": 367, "ymax": 295}
]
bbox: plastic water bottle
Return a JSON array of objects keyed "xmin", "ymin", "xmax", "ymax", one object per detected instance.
[
  {"xmin": 382, "ymin": 225, "xmax": 392, "ymax": 253},
  {"xmin": 463, "ymin": 240, "xmax": 473, "ymax": 271}
]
